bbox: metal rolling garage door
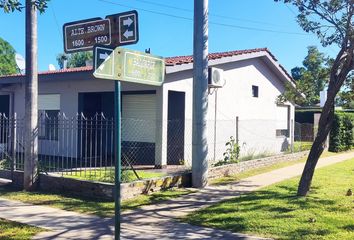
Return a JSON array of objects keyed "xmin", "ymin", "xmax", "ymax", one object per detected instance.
[{"xmin": 121, "ymin": 93, "xmax": 156, "ymax": 165}]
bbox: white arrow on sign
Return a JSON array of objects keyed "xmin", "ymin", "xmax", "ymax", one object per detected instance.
[
  {"xmin": 98, "ymin": 52, "xmax": 111, "ymax": 70},
  {"xmin": 123, "ymin": 17, "xmax": 133, "ymax": 27},
  {"xmin": 123, "ymin": 30, "xmax": 133, "ymax": 39},
  {"xmin": 99, "ymin": 52, "xmax": 110, "ymax": 61}
]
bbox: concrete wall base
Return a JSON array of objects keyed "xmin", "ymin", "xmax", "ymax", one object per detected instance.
[
  {"xmin": 209, "ymin": 151, "xmax": 309, "ymax": 179},
  {"xmin": 0, "ymin": 169, "xmax": 191, "ymax": 200}
]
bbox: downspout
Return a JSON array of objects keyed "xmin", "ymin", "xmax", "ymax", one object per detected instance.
[{"xmin": 213, "ymin": 90, "xmax": 217, "ymax": 162}]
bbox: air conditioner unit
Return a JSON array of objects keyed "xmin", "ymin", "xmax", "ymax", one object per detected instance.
[{"xmin": 208, "ymin": 67, "xmax": 224, "ymax": 88}]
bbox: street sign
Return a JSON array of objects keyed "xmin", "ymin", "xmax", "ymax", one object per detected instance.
[
  {"xmin": 93, "ymin": 45, "xmax": 115, "ymax": 78},
  {"xmin": 119, "ymin": 11, "xmax": 138, "ymax": 44},
  {"xmin": 85, "ymin": 11, "xmax": 139, "ymax": 240},
  {"xmin": 93, "ymin": 47, "xmax": 165, "ymax": 86},
  {"xmin": 63, "ymin": 11, "xmax": 139, "ymax": 53},
  {"xmin": 63, "ymin": 18, "xmax": 111, "ymax": 53},
  {"xmin": 117, "ymin": 48, "xmax": 164, "ymax": 86},
  {"xmin": 106, "ymin": 10, "xmax": 139, "ymax": 46}
]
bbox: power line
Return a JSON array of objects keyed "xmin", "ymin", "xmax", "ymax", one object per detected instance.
[
  {"xmin": 98, "ymin": 0, "xmax": 192, "ymax": 21},
  {"xmin": 131, "ymin": 0, "xmax": 191, "ymax": 14},
  {"xmin": 49, "ymin": 0, "xmax": 61, "ymax": 38},
  {"xmin": 130, "ymin": 0, "xmax": 289, "ymax": 28},
  {"xmin": 97, "ymin": 0, "xmax": 308, "ymax": 36}
]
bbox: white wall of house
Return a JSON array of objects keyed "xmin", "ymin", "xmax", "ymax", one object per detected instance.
[
  {"xmin": 1, "ymin": 53, "xmax": 295, "ymax": 167},
  {"xmin": 163, "ymin": 57, "xmax": 295, "ymax": 165},
  {"xmin": 206, "ymin": 58, "xmax": 295, "ymax": 162}
]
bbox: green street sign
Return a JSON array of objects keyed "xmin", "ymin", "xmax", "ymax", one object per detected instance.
[{"xmin": 93, "ymin": 46, "xmax": 165, "ymax": 86}]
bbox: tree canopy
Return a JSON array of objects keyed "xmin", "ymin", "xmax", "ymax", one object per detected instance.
[
  {"xmin": 56, "ymin": 51, "xmax": 93, "ymax": 69},
  {"xmin": 0, "ymin": 37, "xmax": 18, "ymax": 76},
  {"xmin": 0, "ymin": 0, "xmax": 48, "ymax": 13},
  {"xmin": 287, "ymin": 46, "xmax": 330, "ymax": 106}
]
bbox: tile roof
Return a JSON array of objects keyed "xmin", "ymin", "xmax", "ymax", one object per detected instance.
[
  {"xmin": 165, "ymin": 48, "xmax": 272, "ymax": 66},
  {"xmin": 164, "ymin": 47, "xmax": 292, "ymax": 81},
  {"xmin": 0, "ymin": 66, "xmax": 93, "ymax": 78},
  {"xmin": 0, "ymin": 48, "xmax": 291, "ymax": 80}
]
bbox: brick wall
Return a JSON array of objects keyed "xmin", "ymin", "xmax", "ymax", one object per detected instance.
[{"xmin": 209, "ymin": 151, "xmax": 309, "ymax": 179}]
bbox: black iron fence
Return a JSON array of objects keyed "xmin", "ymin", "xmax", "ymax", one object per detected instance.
[{"xmin": 0, "ymin": 113, "xmax": 314, "ymax": 183}]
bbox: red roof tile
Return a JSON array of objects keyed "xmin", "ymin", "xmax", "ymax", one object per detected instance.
[
  {"xmin": 0, "ymin": 66, "xmax": 93, "ymax": 78},
  {"xmin": 0, "ymin": 48, "xmax": 292, "ymax": 81},
  {"xmin": 39, "ymin": 66, "xmax": 93, "ymax": 75},
  {"xmin": 165, "ymin": 48, "xmax": 271, "ymax": 66}
]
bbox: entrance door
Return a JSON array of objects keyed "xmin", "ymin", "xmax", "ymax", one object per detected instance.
[
  {"xmin": 167, "ymin": 91, "xmax": 185, "ymax": 165},
  {"xmin": 78, "ymin": 92, "xmax": 114, "ymax": 167}
]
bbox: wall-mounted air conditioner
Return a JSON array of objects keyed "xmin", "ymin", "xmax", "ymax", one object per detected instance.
[{"xmin": 208, "ymin": 67, "xmax": 224, "ymax": 88}]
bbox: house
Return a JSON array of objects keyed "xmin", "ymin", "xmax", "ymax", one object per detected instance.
[{"xmin": 0, "ymin": 48, "xmax": 296, "ymax": 169}]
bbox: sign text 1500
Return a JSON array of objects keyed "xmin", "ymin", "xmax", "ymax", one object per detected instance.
[{"xmin": 72, "ymin": 36, "xmax": 109, "ymax": 47}]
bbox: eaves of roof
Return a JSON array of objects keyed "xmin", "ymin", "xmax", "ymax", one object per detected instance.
[{"xmin": 0, "ymin": 48, "xmax": 293, "ymax": 83}]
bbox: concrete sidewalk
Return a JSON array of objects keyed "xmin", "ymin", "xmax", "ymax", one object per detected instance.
[{"xmin": 0, "ymin": 151, "xmax": 353, "ymax": 239}]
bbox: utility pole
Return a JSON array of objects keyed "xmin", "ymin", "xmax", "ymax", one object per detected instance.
[
  {"xmin": 192, "ymin": 0, "xmax": 209, "ymax": 188},
  {"xmin": 24, "ymin": 0, "xmax": 39, "ymax": 191}
]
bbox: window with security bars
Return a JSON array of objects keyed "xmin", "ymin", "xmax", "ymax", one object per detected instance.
[
  {"xmin": 38, "ymin": 94, "xmax": 60, "ymax": 141},
  {"xmin": 39, "ymin": 110, "xmax": 59, "ymax": 141},
  {"xmin": 276, "ymin": 105, "xmax": 290, "ymax": 137}
]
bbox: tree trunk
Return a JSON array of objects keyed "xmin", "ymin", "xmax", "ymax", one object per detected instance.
[
  {"xmin": 297, "ymin": 100, "xmax": 334, "ymax": 196},
  {"xmin": 24, "ymin": 0, "xmax": 38, "ymax": 191},
  {"xmin": 297, "ymin": 44, "xmax": 354, "ymax": 196}
]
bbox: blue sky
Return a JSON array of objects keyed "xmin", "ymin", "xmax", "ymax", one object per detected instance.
[{"xmin": 0, "ymin": 0, "xmax": 338, "ymax": 72}]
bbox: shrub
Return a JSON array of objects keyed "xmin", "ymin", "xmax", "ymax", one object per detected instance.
[
  {"xmin": 213, "ymin": 136, "xmax": 240, "ymax": 167},
  {"xmin": 329, "ymin": 112, "xmax": 354, "ymax": 152},
  {"xmin": 223, "ymin": 136, "xmax": 240, "ymax": 162}
]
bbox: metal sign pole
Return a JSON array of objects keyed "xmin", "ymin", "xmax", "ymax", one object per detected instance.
[{"xmin": 114, "ymin": 81, "xmax": 122, "ymax": 240}]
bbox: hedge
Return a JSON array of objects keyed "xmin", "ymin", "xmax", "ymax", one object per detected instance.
[{"xmin": 329, "ymin": 112, "xmax": 354, "ymax": 152}]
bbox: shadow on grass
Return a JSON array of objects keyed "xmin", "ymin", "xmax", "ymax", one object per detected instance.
[
  {"xmin": 343, "ymin": 225, "xmax": 354, "ymax": 231},
  {"xmin": 291, "ymin": 228, "xmax": 331, "ymax": 238},
  {"xmin": 185, "ymin": 184, "xmax": 340, "ymax": 239}
]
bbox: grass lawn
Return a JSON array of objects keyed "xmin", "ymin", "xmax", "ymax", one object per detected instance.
[
  {"xmin": 186, "ymin": 158, "xmax": 354, "ymax": 240},
  {"xmin": 62, "ymin": 168, "xmax": 166, "ymax": 183},
  {"xmin": 211, "ymin": 151, "xmax": 342, "ymax": 185},
  {"xmin": 0, "ymin": 218, "xmax": 43, "ymax": 240},
  {"xmin": 0, "ymin": 185, "xmax": 193, "ymax": 218}
]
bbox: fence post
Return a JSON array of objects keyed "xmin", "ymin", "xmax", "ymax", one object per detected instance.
[{"xmin": 12, "ymin": 113, "xmax": 17, "ymax": 174}]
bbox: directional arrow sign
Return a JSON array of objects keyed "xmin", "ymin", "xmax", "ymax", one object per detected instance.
[
  {"xmin": 106, "ymin": 10, "xmax": 139, "ymax": 46},
  {"xmin": 63, "ymin": 18, "xmax": 111, "ymax": 53},
  {"xmin": 93, "ymin": 47, "xmax": 165, "ymax": 86},
  {"xmin": 93, "ymin": 45, "xmax": 115, "ymax": 78}
]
